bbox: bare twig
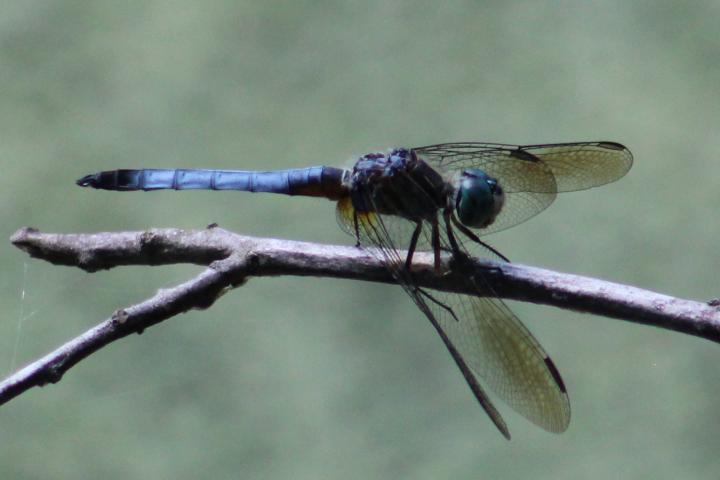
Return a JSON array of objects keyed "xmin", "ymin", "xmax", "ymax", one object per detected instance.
[{"xmin": 4, "ymin": 226, "xmax": 719, "ymax": 406}]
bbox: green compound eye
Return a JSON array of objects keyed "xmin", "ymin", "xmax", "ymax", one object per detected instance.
[{"xmin": 455, "ymin": 169, "xmax": 505, "ymax": 229}]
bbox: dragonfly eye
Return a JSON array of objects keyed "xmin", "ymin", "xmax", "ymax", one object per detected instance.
[{"xmin": 455, "ymin": 169, "xmax": 505, "ymax": 229}]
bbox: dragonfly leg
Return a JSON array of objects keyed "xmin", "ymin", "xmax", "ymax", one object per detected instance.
[
  {"xmin": 431, "ymin": 216, "xmax": 442, "ymax": 273},
  {"xmin": 443, "ymin": 209, "xmax": 462, "ymax": 255},
  {"xmin": 416, "ymin": 287, "xmax": 460, "ymax": 322},
  {"xmin": 450, "ymin": 213, "xmax": 510, "ymax": 262},
  {"xmin": 352, "ymin": 210, "xmax": 361, "ymax": 247},
  {"xmin": 404, "ymin": 221, "xmax": 423, "ymax": 271}
]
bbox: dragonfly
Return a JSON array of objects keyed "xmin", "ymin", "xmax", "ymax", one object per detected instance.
[{"xmin": 77, "ymin": 141, "xmax": 633, "ymax": 439}]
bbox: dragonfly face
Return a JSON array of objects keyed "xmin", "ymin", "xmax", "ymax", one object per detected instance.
[
  {"xmin": 454, "ymin": 168, "xmax": 505, "ymax": 229},
  {"xmin": 77, "ymin": 141, "xmax": 633, "ymax": 439}
]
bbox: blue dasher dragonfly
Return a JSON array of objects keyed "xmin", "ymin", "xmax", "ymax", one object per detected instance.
[{"xmin": 77, "ymin": 141, "xmax": 632, "ymax": 439}]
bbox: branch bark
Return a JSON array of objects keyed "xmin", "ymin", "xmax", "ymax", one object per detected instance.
[{"xmin": 4, "ymin": 226, "xmax": 719, "ymax": 406}]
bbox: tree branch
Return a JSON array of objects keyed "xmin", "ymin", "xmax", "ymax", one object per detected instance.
[{"xmin": 4, "ymin": 226, "xmax": 719, "ymax": 406}]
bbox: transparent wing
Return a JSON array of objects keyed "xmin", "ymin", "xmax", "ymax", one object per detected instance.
[
  {"xmin": 413, "ymin": 141, "xmax": 633, "ymax": 234},
  {"xmin": 338, "ymin": 196, "xmax": 510, "ymax": 438},
  {"xmin": 414, "ymin": 141, "xmax": 633, "ymax": 192},
  {"xmin": 438, "ymin": 253, "xmax": 571, "ymax": 434},
  {"xmin": 337, "ymin": 195, "xmax": 571, "ymax": 437}
]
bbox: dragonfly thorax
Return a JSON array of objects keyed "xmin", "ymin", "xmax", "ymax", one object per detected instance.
[
  {"xmin": 454, "ymin": 169, "xmax": 505, "ymax": 229},
  {"xmin": 349, "ymin": 149, "xmax": 451, "ymax": 222}
]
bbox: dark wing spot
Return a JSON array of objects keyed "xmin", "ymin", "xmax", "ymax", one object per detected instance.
[
  {"xmin": 510, "ymin": 149, "xmax": 541, "ymax": 163},
  {"xmin": 597, "ymin": 141, "xmax": 627, "ymax": 151},
  {"xmin": 544, "ymin": 357, "xmax": 567, "ymax": 393}
]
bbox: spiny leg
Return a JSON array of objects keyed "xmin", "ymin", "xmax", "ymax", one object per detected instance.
[
  {"xmin": 431, "ymin": 215, "xmax": 442, "ymax": 273},
  {"xmin": 416, "ymin": 287, "xmax": 460, "ymax": 322},
  {"xmin": 445, "ymin": 209, "xmax": 504, "ymax": 292},
  {"xmin": 352, "ymin": 210, "xmax": 361, "ymax": 247},
  {"xmin": 450, "ymin": 212, "xmax": 510, "ymax": 262},
  {"xmin": 404, "ymin": 221, "xmax": 423, "ymax": 271},
  {"xmin": 443, "ymin": 209, "xmax": 463, "ymax": 256},
  {"xmin": 444, "ymin": 209, "xmax": 481, "ymax": 278}
]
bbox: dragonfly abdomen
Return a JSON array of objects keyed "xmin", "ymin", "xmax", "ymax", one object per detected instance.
[{"xmin": 77, "ymin": 167, "xmax": 349, "ymax": 200}]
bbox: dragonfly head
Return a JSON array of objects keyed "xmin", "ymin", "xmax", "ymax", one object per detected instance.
[{"xmin": 454, "ymin": 169, "xmax": 505, "ymax": 229}]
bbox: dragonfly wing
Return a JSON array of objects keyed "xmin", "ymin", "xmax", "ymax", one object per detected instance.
[
  {"xmin": 337, "ymin": 195, "xmax": 570, "ymax": 436},
  {"xmin": 426, "ymin": 216, "xmax": 570, "ymax": 433},
  {"xmin": 414, "ymin": 141, "xmax": 633, "ymax": 192},
  {"xmin": 337, "ymin": 196, "xmax": 511, "ymax": 438},
  {"xmin": 435, "ymin": 269, "xmax": 571, "ymax": 433},
  {"xmin": 519, "ymin": 141, "xmax": 633, "ymax": 192},
  {"xmin": 413, "ymin": 141, "xmax": 632, "ymax": 233}
]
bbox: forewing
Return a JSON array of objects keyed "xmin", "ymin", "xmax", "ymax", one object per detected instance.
[
  {"xmin": 414, "ymin": 141, "xmax": 633, "ymax": 192},
  {"xmin": 413, "ymin": 141, "xmax": 632, "ymax": 234},
  {"xmin": 521, "ymin": 141, "xmax": 633, "ymax": 192}
]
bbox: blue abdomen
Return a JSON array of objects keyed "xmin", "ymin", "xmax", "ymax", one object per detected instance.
[{"xmin": 77, "ymin": 167, "xmax": 347, "ymax": 199}]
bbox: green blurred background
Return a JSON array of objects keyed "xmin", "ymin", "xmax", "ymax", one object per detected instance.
[{"xmin": 2, "ymin": 1, "xmax": 719, "ymax": 478}]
